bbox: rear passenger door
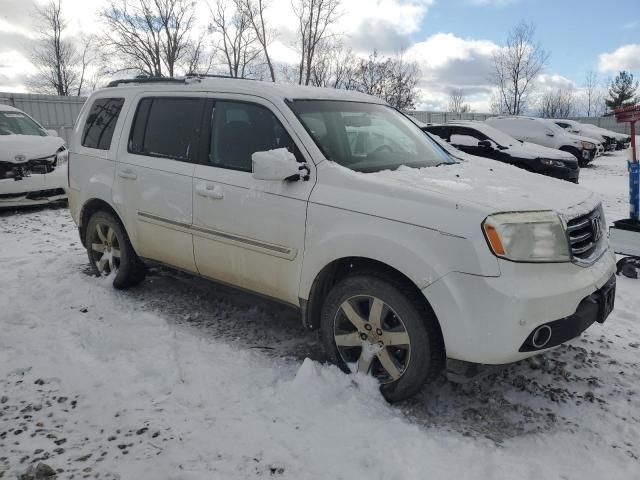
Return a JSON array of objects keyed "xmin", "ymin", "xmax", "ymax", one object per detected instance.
[
  {"xmin": 192, "ymin": 96, "xmax": 314, "ymax": 304},
  {"xmin": 112, "ymin": 94, "xmax": 204, "ymax": 273}
]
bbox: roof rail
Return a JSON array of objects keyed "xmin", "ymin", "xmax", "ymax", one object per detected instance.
[
  {"xmin": 185, "ymin": 73, "xmax": 255, "ymax": 81},
  {"xmin": 106, "ymin": 77, "xmax": 187, "ymax": 88}
]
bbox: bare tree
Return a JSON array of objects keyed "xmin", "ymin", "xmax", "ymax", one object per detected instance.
[
  {"xmin": 29, "ymin": 0, "xmax": 79, "ymax": 95},
  {"xmin": 356, "ymin": 49, "xmax": 420, "ymax": 110},
  {"xmin": 184, "ymin": 33, "xmax": 214, "ymax": 75},
  {"xmin": 491, "ymin": 21, "xmax": 549, "ymax": 115},
  {"xmin": 309, "ymin": 40, "xmax": 358, "ymax": 89},
  {"xmin": 100, "ymin": 0, "xmax": 196, "ymax": 77},
  {"xmin": 448, "ymin": 88, "xmax": 471, "ymax": 113},
  {"xmin": 582, "ymin": 70, "xmax": 600, "ymax": 117},
  {"xmin": 208, "ymin": 0, "xmax": 262, "ymax": 78},
  {"xmin": 293, "ymin": 0, "xmax": 341, "ymax": 86},
  {"xmin": 236, "ymin": 0, "xmax": 276, "ymax": 81},
  {"xmin": 538, "ymin": 88, "xmax": 576, "ymax": 118}
]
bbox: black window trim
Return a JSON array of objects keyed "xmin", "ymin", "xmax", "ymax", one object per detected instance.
[
  {"xmin": 127, "ymin": 96, "xmax": 205, "ymax": 164},
  {"xmin": 198, "ymin": 97, "xmax": 307, "ymax": 173},
  {"xmin": 81, "ymin": 97, "xmax": 125, "ymax": 151}
]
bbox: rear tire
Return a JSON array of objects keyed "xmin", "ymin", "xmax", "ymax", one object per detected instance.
[
  {"xmin": 85, "ymin": 210, "xmax": 146, "ymax": 289},
  {"xmin": 320, "ymin": 273, "xmax": 444, "ymax": 402}
]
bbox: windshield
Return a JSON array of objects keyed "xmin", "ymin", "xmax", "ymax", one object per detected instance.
[
  {"xmin": 0, "ymin": 111, "xmax": 46, "ymax": 136},
  {"xmin": 289, "ymin": 100, "xmax": 453, "ymax": 173}
]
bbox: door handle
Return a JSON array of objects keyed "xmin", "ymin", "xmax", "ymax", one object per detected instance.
[
  {"xmin": 118, "ymin": 168, "xmax": 137, "ymax": 180},
  {"xmin": 196, "ymin": 183, "xmax": 224, "ymax": 199}
]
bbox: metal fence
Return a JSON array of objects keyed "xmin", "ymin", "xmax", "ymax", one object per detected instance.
[
  {"xmin": 0, "ymin": 92, "xmax": 86, "ymax": 143},
  {"xmin": 407, "ymin": 110, "xmax": 631, "ymax": 135}
]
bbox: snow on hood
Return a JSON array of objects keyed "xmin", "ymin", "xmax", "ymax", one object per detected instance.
[
  {"xmin": 517, "ymin": 142, "xmax": 577, "ymax": 162},
  {"xmin": 0, "ymin": 134, "xmax": 65, "ymax": 163},
  {"xmin": 366, "ymin": 155, "xmax": 595, "ymax": 214}
]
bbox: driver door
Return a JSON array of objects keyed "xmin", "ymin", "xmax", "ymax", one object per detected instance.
[
  {"xmin": 449, "ymin": 127, "xmax": 503, "ymax": 161},
  {"xmin": 192, "ymin": 96, "xmax": 314, "ymax": 304}
]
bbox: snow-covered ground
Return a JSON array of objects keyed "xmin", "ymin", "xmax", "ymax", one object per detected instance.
[{"xmin": 1, "ymin": 149, "xmax": 639, "ymax": 479}]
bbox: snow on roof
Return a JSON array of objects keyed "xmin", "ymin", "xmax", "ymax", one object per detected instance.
[{"xmin": 100, "ymin": 77, "xmax": 385, "ymax": 104}]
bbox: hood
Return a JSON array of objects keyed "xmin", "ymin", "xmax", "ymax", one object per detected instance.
[
  {"xmin": 0, "ymin": 134, "xmax": 65, "ymax": 163},
  {"xmin": 514, "ymin": 142, "xmax": 578, "ymax": 162},
  {"xmin": 365, "ymin": 155, "xmax": 594, "ymax": 213}
]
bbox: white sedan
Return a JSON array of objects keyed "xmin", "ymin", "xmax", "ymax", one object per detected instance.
[{"xmin": 0, "ymin": 104, "xmax": 68, "ymax": 208}]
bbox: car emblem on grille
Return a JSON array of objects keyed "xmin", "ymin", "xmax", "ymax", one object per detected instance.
[
  {"xmin": 14, "ymin": 154, "xmax": 27, "ymax": 163},
  {"xmin": 591, "ymin": 215, "xmax": 603, "ymax": 242}
]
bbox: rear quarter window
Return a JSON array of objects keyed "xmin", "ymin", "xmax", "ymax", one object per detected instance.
[
  {"xmin": 128, "ymin": 97, "xmax": 202, "ymax": 162},
  {"xmin": 81, "ymin": 98, "xmax": 125, "ymax": 150}
]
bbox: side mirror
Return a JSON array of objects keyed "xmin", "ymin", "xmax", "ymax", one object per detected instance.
[
  {"xmin": 46, "ymin": 129, "xmax": 59, "ymax": 137},
  {"xmin": 478, "ymin": 140, "xmax": 493, "ymax": 149},
  {"xmin": 252, "ymin": 148, "xmax": 308, "ymax": 181}
]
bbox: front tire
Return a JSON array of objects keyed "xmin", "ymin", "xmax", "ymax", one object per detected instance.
[
  {"xmin": 85, "ymin": 211, "xmax": 146, "ymax": 289},
  {"xmin": 560, "ymin": 146, "xmax": 587, "ymax": 167},
  {"xmin": 320, "ymin": 274, "xmax": 444, "ymax": 402}
]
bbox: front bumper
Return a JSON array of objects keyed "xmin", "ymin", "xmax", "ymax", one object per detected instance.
[
  {"xmin": 423, "ymin": 247, "xmax": 616, "ymax": 365},
  {"xmin": 542, "ymin": 164, "xmax": 580, "ymax": 183},
  {"xmin": 0, "ymin": 164, "xmax": 67, "ymax": 208}
]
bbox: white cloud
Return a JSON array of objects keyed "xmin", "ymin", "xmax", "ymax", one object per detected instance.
[
  {"xmin": 536, "ymin": 73, "xmax": 576, "ymax": 91},
  {"xmin": 404, "ymin": 33, "xmax": 499, "ymax": 110},
  {"xmin": 598, "ymin": 44, "xmax": 640, "ymax": 73}
]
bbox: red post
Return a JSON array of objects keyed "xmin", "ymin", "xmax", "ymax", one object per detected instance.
[{"xmin": 631, "ymin": 120, "xmax": 637, "ymax": 163}]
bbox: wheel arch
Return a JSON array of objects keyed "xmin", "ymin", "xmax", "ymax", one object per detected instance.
[
  {"xmin": 78, "ymin": 198, "xmax": 126, "ymax": 248},
  {"xmin": 559, "ymin": 145, "xmax": 581, "ymax": 158},
  {"xmin": 301, "ymin": 256, "xmax": 445, "ymax": 350}
]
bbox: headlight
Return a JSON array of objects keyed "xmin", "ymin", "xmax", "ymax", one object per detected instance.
[
  {"xmin": 56, "ymin": 148, "xmax": 68, "ymax": 165},
  {"xmin": 540, "ymin": 158, "xmax": 566, "ymax": 168},
  {"xmin": 482, "ymin": 211, "xmax": 570, "ymax": 262},
  {"xmin": 580, "ymin": 140, "xmax": 595, "ymax": 150}
]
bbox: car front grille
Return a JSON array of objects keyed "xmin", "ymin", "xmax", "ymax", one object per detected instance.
[
  {"xmin": 0, "ymin": 157, "xmax": 56, "ymax": 179},
  {"xmin": 566, "ymin": 207, "xmax": 605, "ymax": 262}
]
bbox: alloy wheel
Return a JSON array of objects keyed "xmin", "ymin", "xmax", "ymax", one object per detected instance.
[
  {"xmin": 333, "ymin": 295, "xmax": 411, "ymax": 384},
  {"xmin": 89, "ymin": 222, "xmax": 121, "ymax": 275}
]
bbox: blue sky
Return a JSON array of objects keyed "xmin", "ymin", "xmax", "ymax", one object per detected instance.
[{"xmin": 418, "ymin": 0, "xmax": 640, "ymax": 86}]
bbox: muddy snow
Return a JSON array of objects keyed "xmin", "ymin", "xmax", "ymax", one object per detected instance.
[{"xmin": 1, "ymin": 149, "xmax": 639, "ymax": 479}]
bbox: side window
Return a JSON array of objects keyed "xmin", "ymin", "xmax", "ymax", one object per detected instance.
[
  {"xmin": 209, "ymin": 101, "xmax": 297, "ymax": 171},
  {"xmin": 129, "ymin": 97, "xmax": 202, "ymax": 161},
  {"xmin": 426, "ymin": 126, "xmax": 448, "ymax": 140},
  {"xmin": 82, "ymin": 98, "xmax": 124, "ymax": 150}
]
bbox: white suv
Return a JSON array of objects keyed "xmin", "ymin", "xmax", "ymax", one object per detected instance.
[
  {"xmin": 67, "ymin": 77, "xmax": 616, "ymax": 401},
  {"xmin": 486, "ymin": 116, "xmax": 602, "ymax": 166}
]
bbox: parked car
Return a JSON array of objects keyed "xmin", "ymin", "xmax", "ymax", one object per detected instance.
[
  {"xmin": 422, "ymin": 121, "xmax": 579, "ymax": 182},
  {"xmin": 553, "ymin": 119, "xmax": 629, "ymax": 151},
  {"xmin": 485, "ymin": 116, "xmax": 601, "ymax": 167},
  {"xmin": 0, "ymin": 104, "xmax": 68, "ymax": 208},
  {"xmin": 67, "ymin": 77, "xmax": 616, "ymax": 402}
]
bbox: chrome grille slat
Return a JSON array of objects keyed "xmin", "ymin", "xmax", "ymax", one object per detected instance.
[
  {"xmin": 566, "ymin": 207, "xmax": 604, "ymax": 262},
  {"xmin": 567, "ymin": 218, "xmax": 590, "ymax": 232},
  {"xmin": 570, "ymin": 231, "xmax": 591, "ymax": 243},
  {"xmin": 572, "ymin": 242, "xmax": 595, "ymax": 255}
]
